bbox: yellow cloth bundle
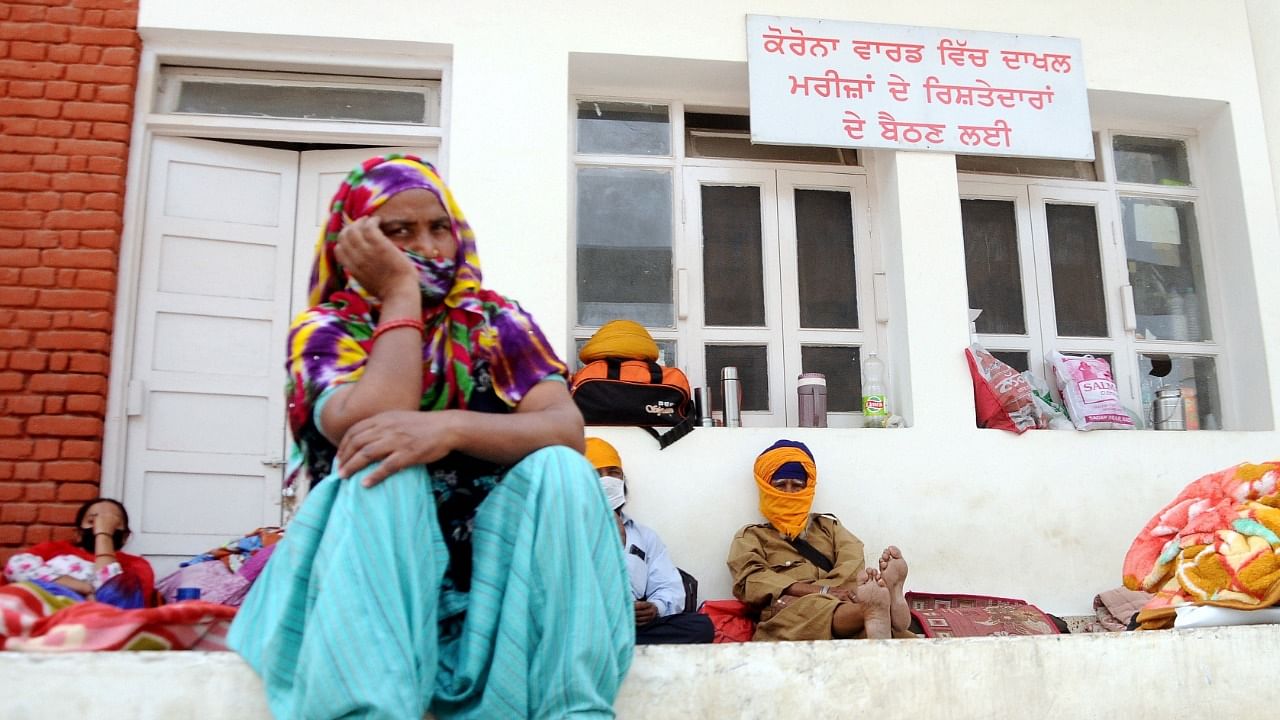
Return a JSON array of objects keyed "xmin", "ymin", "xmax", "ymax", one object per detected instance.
[{"xmin": 579, "ymin": 320, "xmax": 659, "ymax": 363}]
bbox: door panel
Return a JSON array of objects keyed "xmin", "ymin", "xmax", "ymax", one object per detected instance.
[
  {"xmin": 682, "ymin": 167, "xmax": 873, "ymax": 427},
  {"xmin": 777, "ymin": 170, "xmax": 873, "ymax": 428},
  {"xmin": 125, "ymin": 140, "xmax": 441, "ymax": 562},
  {"xmin": 682, "ymin": 167, "xmax": 783, "ymax": 426},
  {"xmin": 124, "ymin": 136, "xmax": 299, "ymax": 558}
]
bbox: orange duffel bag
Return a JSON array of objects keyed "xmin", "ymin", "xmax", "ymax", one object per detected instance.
[{"xmin": 570, "ymin": 358, "xmax": 692, "ymax": 427}]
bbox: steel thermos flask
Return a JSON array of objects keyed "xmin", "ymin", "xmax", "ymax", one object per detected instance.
[
  {"xmin": 721, "ymin": 366, "xmax": 742, "ymax": 428},
  {"xmin": 1152, "ymin": 386, "xmax": 1186, "ymax": 431},
  {"xmin": 797, "ymin": 373, "xmax": 827, "ymax": 427}
]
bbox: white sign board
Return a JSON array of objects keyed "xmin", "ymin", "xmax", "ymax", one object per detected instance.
[{"xmin": 747, "ymin": 16, "xmax": 1092, "ymax": 159}]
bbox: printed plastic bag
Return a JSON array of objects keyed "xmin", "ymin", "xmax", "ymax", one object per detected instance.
[
  {"xmin": 965, "ymin": 343, "xmax": 1044, "ymax": 433},
  {"xmin": 1023, "ymin": 371, "xmax": 1073, "ymax": 430},
  {"xmin": 1048, "ymin": 351, "xmax": 1135, "ymax": 431}
]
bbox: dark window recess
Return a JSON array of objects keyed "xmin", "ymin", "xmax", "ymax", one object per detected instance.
[
  {"xmin": 705, "ymin": 345, "xmax": 769, "ymax": 413},
  {"xmin": 962, "ymin": 198, "xmax": 1026, "ymax": 335}
]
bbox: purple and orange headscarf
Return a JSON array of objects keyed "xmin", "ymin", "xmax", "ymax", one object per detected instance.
[
  {"xmin": 754, "ymin": 439, "xmax": 818, "ymax": 539},
  {"xmin": 284, "ymin": 155, "xmax": 567, "ymax": 488}
]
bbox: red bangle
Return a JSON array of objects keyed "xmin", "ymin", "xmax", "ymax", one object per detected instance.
[{"xmin": 372, "ymin": 317, "xmax": 425, "ymax": 342}]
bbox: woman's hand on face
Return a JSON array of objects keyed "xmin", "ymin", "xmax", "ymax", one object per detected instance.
[
  {"xmin": 334, "ymin": 217, "xmax": 419, "ymax": 301},
  {"xmin": 336, "ymin": 410, "xmax": 456, "ymax": 488},
  {"xmin": 91, "ymin": 505, "xmax": 124, "ymax": 536}
]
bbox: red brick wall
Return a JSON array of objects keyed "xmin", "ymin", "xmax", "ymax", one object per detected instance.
[{"xmin": 0, "ymin": 0, "xmax": 140, "ymax": 564}]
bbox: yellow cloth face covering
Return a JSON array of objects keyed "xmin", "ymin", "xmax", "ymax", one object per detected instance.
[{"xmin": 754, "ymin": 447, "xmax": 817, "ymax": 539}]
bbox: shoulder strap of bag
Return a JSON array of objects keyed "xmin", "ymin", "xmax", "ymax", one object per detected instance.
[
  {"xmin": 787, "ymin": 536, "xmax": 834, "ymax": 573},
  {"xmin": 641, "ymin": 415, "xmax": 695, "ymax": 449}
]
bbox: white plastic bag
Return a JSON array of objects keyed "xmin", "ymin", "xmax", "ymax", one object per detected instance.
[
  {"xmin": 1022, "ymin": 371, "xmax": 1073, "ymax": 430},
  {"xmin": 1048, "ymin": 351, "xmax": 1135, "ymax": 431}
]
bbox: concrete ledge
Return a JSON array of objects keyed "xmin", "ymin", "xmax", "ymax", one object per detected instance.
[{"xmin": 4, "ymin": 626, "xmax": 1278, "ymax": 719}]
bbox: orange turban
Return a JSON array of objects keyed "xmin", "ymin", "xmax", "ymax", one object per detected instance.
[
  {"xmin": 753, "ymin": 440, "xmax": 817, "ymax": 539},
  {"xmin": 579, "ymin": 320, "xmax": 659, "ymax": 363},
  {"xmin": 583, "ymin": 437, "xmax": 622, "ymax": 471}
]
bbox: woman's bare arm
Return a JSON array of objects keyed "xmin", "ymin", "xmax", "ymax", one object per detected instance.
[
  {"xmin": 334, "ymin": 379, "xmax": 584, "ymax": 487},
  {"xmin": 316, "ymin": 217, "xmax": 428, "ymax": 442}
]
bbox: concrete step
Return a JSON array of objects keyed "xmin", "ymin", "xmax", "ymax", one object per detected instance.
[{"xmin": 4, "ymin": 626, "xmax": 1277, "ymax": 719}]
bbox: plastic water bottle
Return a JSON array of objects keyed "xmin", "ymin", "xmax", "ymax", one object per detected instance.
[{"xmin": 861, "ymin": 353, "xmax": 889, "ymax": 428}]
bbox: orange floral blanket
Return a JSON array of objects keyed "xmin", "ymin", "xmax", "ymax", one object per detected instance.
[{"xmin": 1122, "ymin": 461, "xmax": 1280, "ymax": 629}]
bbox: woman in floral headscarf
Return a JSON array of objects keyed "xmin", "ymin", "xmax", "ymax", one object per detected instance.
[
  {"xmin": 228, "ymin": 156, "xmax": 631, "ymax": 720},
  {"xmin": 727, "ymin": 439, "xmax": 913, "ymax": 641}
]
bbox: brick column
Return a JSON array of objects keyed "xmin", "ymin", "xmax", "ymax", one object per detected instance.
[{"xmin": 0, "ymin": 0, "xmax": 139, "ymax": 563}]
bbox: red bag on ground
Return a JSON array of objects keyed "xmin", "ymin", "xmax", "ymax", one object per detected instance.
[{"xmin": 698, "ymin": 599, "xmax": 756, "ymax": 643}]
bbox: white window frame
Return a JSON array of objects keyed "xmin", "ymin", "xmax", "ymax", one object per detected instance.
[
  {"xmin": 571, "ymin": 97, "xmax": 882, "ymax": 427},
  {"xmin": 959, "ymin": 127, "xmax": 1226, "ymax": 426}
]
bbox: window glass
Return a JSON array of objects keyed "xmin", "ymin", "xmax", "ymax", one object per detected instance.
[
  {"xmin": 1112, "ymin": 136, "xmax": 1190, "ymax": 186},
  {"xmin": 990, "ymin": 350, "xmax": 1029, "ymax": 373},
  {"xmin": 795, "ymin": 189, "xmax": 858, "ymax": 329},
  {"xmin": 577, "ymin": 101, "xmax": 670, "ymax": 156},
  {"xmin": 1046, "ymin": 203, "xmax": 1108, "ymax": 337},
  {"xmin": 706, "ymin": 345, "xmax": 769, "ymax": 414},
  {"xmin": 175, "ymin": 82, "xmax": 429, "ymax": 124},
  {"xmin": 576, "ymin": 167, "xmax": 673, "ymax": 327},
  {"xmin": 685, "ymin": 113, "xmax": 857, "ymax": 164},
  {"xmin": 961, "ymin": 199, "xmax": 1026, "ymax": 335},
  {"xmin": 1120, "ymin": 197, "xmax": 1211, "ymax": 342},
  {"xmin": 1138, "ymin": 354, "xmax": 1220, "ymax": 430},
  {"xmin": 701, "ymin": 185, "xmax": 765, "ymax": 327},
  {"xmin": 800, "ymin": 345, "xmax": 860, "ymax": 412},
  {"xmin": 956, "ymin": 154, "xmax": 1097, "ymax": 181}
]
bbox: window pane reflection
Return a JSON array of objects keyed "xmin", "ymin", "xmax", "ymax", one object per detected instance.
[
  {"xmin": 1112, "ymin": 135, "xmax": 1190, "ymax": 186},
  {"xmin": 576, "ymin": 101, "xmax": 670, "ymax": 156},
  {"xmin": 795, "ymin": 190, "xmax": 858, "ymax": 329},
  {"xmin": 706, "ymin": 345, "xmax": 769, "ymax": 413},
  {"xmin": 1046, "ymin": 203, "xmax": 1108, "ymax": 337},
  {"xmin": 990, "ymin": 351, "xmax": 1030, "ymax": 373},
  {"xmin": 800, "ymin": 345, "xmax": 860, "ymax": 412},
  {"xmin": 576, "ymin": 167, "xmax": 673, "ymax": 327},
  {"xmin": 962, "ymin": 199, "xmax": 1026, "ymax": 335},
  {"xmin": 1121, "ymin": 197, "xmax": 1211, "ymax": 342},
  {"xmin": 1138, "ymin": 354, "xmax": 1220, "ymax": 430},
  {"xmin": 702, "ymin": 185, "xmax": 765, "ymax": 327}
]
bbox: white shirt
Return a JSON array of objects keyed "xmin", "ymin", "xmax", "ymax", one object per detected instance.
[{"xmin": 621, "ymin": 513, "xmax": 686, "ymax": 617}]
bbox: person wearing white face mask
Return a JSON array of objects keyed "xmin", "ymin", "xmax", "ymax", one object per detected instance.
[{"xmin": 585, "ymin": 437, "xmax": 715, "ymax": 645}]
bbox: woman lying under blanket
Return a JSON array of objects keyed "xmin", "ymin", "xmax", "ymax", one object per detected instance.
[
  {"xmin": 4, "ymin": 498, "xmax": 155, "ymax": 609},
  {"xmin": 1, "ymin": 498, "xmax": 236, "ymax": 651}
]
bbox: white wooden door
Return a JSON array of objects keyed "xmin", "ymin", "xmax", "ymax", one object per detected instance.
[
  {"xmin": 124, "ymin": 141, "xmax": 441, "ymax": 563},
  {"xmin": 123, "ymin": 136, "xmax": 299, "ymax": 560}
]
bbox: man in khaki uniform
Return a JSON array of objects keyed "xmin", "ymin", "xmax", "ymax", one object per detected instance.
[{"xmin": 727, "ymin": 439, "xmax": 912, "ymax": 640}]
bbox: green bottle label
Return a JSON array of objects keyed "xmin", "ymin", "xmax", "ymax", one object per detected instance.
[{"xmin": 862, "ymin": 394, "xmax": 887, "ymax": 416}]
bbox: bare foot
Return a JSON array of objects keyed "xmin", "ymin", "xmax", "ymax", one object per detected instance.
[
  {"xmin": 879, "ymin": 546, "xmax": 910, "ymax": 632},
  {"xmin": 854, "ymin": 568, "xmax": 892, "ymax": 639}
]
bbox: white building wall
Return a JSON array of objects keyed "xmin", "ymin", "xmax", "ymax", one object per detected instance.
[{"xmin": 135, "ymin": 0, "xmax": 1280, "ymax": 613}]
